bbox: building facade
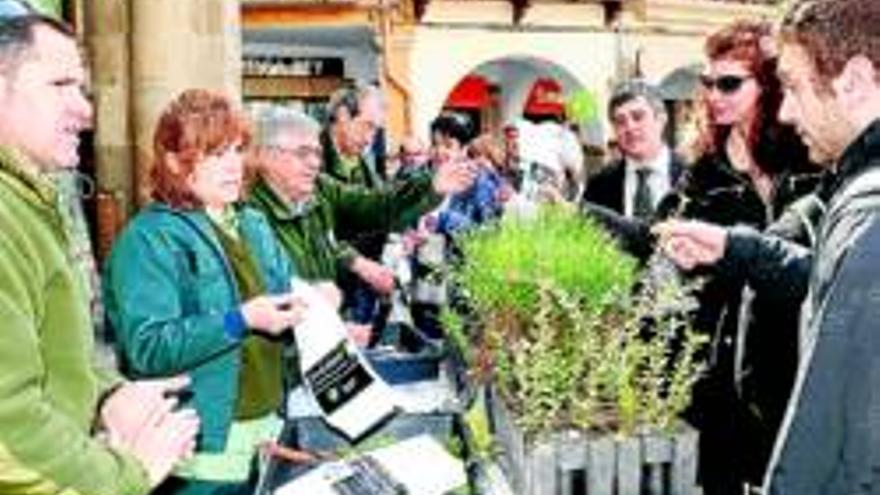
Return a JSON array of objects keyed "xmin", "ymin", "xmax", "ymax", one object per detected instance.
[
  {"xmin": 241, "ymin": 0, "xmax": 778, "ymax": 140},
  {"xmin": 47, "ymin": 0, "xmax": 777, "ymax": 247}
]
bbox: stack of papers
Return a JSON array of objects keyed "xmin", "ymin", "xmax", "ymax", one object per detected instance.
[
  {"xmin": 275, "ymin": 435, "xmax": 468, "ymax": 495},
  {"xmin": 292, "ymin": 280, "xmax": 398, "ymax": 439}
]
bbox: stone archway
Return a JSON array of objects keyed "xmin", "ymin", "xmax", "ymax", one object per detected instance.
[
  {"xmin": 436, "ymin": 55, "xmax": 607, "ymax": 150},
  {"xmin": 468, "ymin": 56, "xmax": 585, "ymax": 127},
  {"xmin": 407, "ymin": 26, "xmax": 618, "ymax": 138},
  {"xmin": 659, "ymin": 63, "xmax": 704, "ymax": 148}
]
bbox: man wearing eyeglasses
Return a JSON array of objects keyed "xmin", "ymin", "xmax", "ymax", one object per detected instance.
[
  {"xmin": 323, "ymin": 83, "xmax": 386, "ymax": 189},
  {"xmin": 248, "ymin": 105, "xmax": 475, "ymax": 342},
  {"xmin": 0, "ymin": 3, "xmax": 200, "ymax": 495},
  {"xmin": 656, "ymin": 1, "xmax": 880, "ymax": 493}
]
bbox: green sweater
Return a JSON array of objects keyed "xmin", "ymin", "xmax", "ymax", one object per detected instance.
[
  {"xmin": 210, "ymin": 222, "xmax": 283, "ymax": 420},
  {"xmin": 0, "ymin": 147, "xmax": 149, "ymax": 495},
  {"xmin": 321, "ymin": 131, "xmax": 390, "ymax": 259},
  {"xmin": 248, "ymin": 172, "xmax": 441, "ymax": 282}
]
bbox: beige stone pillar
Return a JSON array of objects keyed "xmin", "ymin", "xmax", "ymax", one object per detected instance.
[
  {"xmin": 84, "ymin": 0, "xmax": 133, "ymax": 259},
  {"xmin": 85, "ymin": 0, "xmax": 131, "ymax": 206},
  {"xmin": 130, "ymin": 0, "xmax": 241, "ymax": 205}
]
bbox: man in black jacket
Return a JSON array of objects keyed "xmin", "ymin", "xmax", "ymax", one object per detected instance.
[
  {"xmin": 582, "ymin": 80, "xmax": 685, "ymax": 219},
  {"xmin": 578, "ymin": 80, "xmax": 686, "ymax": 261},
  {"xmin": 656, "ymin": 1, "xmax": 880, "ymax": 492}
]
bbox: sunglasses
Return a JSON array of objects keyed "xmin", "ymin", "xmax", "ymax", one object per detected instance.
[
  {"xmin": 0, "ymin": 0, "xmax": 37, "ymax": 20},
  {"xmin": 699, "ymin": 74, "xmax": 752, "ymax": 95}
]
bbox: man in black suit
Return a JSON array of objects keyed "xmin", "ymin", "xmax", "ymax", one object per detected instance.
[
  {"xmin": 582, "ymin": 80, "xmax": 684, "ymax": 217},
  {"xmin": 580, "ymin": 80, "xmax": 685, "ymax": 259}
]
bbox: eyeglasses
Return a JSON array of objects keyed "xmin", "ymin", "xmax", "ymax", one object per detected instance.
[
  {"xmin": 0, "ymin": 0, "xmax": 37, "ymax": 20},
  {"xmin": 268, "ymin": 145, "xmax": 322, "ymax": 161},
  {"xmin": 699, "ymin": 74, "xmax": 753, "ymax": 95}
]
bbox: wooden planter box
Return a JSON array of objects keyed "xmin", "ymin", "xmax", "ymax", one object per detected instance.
[{"xmin": 488, "ymin": 389, "xmax": 700, "ymax": 495}]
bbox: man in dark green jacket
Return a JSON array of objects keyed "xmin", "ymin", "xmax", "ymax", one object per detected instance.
[
  {"xmin": 0, "ymin": 4, "xmax": 198, "ymax": 495},
  {"xmin": 321, "ymin": 83, "xmax": 385, "ymax": 190},
  {"xmin": 320, "ymin": 84, "xmax": 391, "ymax": 323},
  {"xmin": 248, "ymin": 105, "xmax": 475, "ymax": 334}
]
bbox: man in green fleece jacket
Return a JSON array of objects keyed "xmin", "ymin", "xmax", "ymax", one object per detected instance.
[
  {"xmin": 248, "ymin": 105, "xmax": 476, "ymax": 340},
  {"xmin": 320, "ymin": 84, "xmax": 391, "ymax": 325},
  {"xmin": 0, "ymin": 3, "xmax": 199, "ymax": 494}
]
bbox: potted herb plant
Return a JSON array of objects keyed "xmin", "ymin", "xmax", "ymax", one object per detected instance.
[{"xmin": 443, "ymin": 205, "xmax": 707, "ymax": 495}]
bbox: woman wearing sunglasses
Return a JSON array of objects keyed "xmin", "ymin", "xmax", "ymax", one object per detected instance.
[
  {"xmin": 665, "ymin": 20, "xmax": 819, "ymax": 495},
  {"xmin": 104, "ymin": 89, "xmax": 307, "ymax": 495}
]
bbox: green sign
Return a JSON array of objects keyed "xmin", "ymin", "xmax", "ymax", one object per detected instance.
[{"xmin": 565, "ymin": 88, "xmax": 599, "ymax": 123}]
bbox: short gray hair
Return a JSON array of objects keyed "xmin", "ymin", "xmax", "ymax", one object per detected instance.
[
  {"xmin": 249, "ymin": 103, "xmax": 321, "ymax": 148},
  {"xmin": 324, "ymin": 82, "xmax": 381, "ymax": 127}
]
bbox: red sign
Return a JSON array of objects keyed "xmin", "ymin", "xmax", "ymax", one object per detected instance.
[
  {"xmin": 524, "ymin": 77, "xmax": 564, "ymax": 116},
  {"xmin": 445, "ymin": 75, "xmax": 491, "ymax": 109}
]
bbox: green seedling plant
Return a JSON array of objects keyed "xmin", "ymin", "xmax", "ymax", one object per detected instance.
[{"xmin": 445, "ymin": 205, "xmax": 707, "ymax": 439}]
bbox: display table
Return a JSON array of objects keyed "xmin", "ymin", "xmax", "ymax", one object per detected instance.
[{"xmin": 254, "ymin": 370, "xmax": 513, "ymax": 495}]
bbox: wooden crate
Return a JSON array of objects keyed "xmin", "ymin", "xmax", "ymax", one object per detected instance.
[{"xmin": 489, "ymin": 392, "xmax": 700, "ymax": 495}]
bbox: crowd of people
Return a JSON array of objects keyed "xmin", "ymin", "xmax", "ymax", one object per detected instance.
[{"xmin": 1, "ymin": 0, "xmax": 879, "ymax": 494}]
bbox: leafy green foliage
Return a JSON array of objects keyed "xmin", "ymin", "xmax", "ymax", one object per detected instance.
[
  {"xmin": 455, "ymin": 206, "xmax": 638, "ymax": 319},
  {"xmin": 447, "ymin": 205, "xmax": 707, "ymax": 437},
  {"xmin": 463, "ymin": 392, "xmax": 496, "ymax": 460}
]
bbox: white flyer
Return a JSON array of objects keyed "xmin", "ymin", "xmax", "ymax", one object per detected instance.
[
  {"xmin": 291, "ymin": 279, "xmax": 398, "ymax": 439},
  {"xmin": 274, "ymin": 434, "xmax": 468, "ymax": 495}
]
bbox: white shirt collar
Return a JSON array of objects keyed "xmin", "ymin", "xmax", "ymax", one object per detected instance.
[
  {"xmin": 623, "ymin": 146, "xmax": 673, "ymax": 218},
  {"xmin": 625, "ymin": 146, "xmax": 671, "ymax": 176}
]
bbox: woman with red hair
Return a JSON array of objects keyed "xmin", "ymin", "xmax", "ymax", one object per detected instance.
[
  {"xmin": 667, "ymin": 20, "xmax": 817, "ymax": 495},
  {"xmin": 104, "ymin": 89, "xmax": 303, "ymax": 495}
]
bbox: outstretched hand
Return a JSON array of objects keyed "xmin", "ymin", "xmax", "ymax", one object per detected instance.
[
  {"xmin": 433, "ymin": 159, "xmax": 477, "ymax": 196},
  {"xmin": 351, "ymin": 256, "xmax": 395, "ymax": 296},
  {"xmin": 652, "ymin": 219, "xmax": 728, "ymax": 271}
]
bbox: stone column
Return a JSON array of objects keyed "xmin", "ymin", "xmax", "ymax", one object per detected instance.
[
  {"xmin": 129, "ymin": 0, "xmax": 241, "ymax": 205},
  {"xmin": 202, "ymin": 0, "xmax": 243, "ymax": 99},
  {"xmin": 84, "ymin": 0, "xmax": 133, "ymax": 259}
]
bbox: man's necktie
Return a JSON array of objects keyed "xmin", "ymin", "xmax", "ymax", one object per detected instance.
[{"xmin": 633, "ymin": 168, "xmax": 654, "ymax": 218}]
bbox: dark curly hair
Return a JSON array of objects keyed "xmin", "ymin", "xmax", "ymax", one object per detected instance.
[{"xmin": 430, "ymin": 112, "xmax": 475, "ymax": 147}]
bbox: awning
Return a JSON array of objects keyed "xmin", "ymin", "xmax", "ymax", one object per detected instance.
[
  {"xmin": 444, "ymin": 75, "xmax": 492, "ymax": 109},
  {"xmin": 524, "ymin": 77, "xmax": 564, "ymax": 116}
]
